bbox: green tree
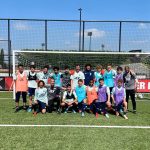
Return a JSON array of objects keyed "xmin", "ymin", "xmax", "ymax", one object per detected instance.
[{"xmin": 0, "ymin": 49, "xmax": 4, "ymax": 68}]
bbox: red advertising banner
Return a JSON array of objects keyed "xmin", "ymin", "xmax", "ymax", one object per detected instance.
[
  {"xmin": 137, "ymin": 79, "xmax": 150, "ymax": 93},
  {"xmin": 5, "ymin": 77, "xmax": 13, "ymax": 90}
]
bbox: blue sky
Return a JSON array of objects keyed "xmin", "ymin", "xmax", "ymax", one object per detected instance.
[
  {"xmin": 0, "ymin": 0, "xmax": 150, "ymax": 53},
  {"xmin": 0, "ymin": 0, "xmax": 150, "ymax": 21}
]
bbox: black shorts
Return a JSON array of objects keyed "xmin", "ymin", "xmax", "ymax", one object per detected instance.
[
  {"xmin": 28, "ymin": 87, "xmax": 36, "ymax": 96},
  {"xmin": 15, "ymin": 92, "xmax": 27, "ymax": 103}
]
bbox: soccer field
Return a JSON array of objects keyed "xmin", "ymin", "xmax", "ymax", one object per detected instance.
[{"xmin": 0, "ymin": 92, "xmax": 150, "ymax": 150}]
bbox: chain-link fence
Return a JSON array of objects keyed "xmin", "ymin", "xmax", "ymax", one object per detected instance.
[{"xmin": 0, "ymin": 19, "xmax": 150, "ymax": 76}]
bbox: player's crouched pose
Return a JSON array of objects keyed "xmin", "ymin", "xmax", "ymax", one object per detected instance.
[
  {"xmin": 33, "ymin": 80, "xmax": 48, "ymax": 115},
  {"xmin": 111, "ymin": 79, "xmax": 128, "ymax": 119},
  {"xmin": 75, "ymin": 79, "xmax": 87, "ymax": 117},
  {"xmin": 47, "ymin": 78, "xmax": 61, "ymax": 113},
  {"xmin": 61, "ymin": 84, "xmax": 78, "ymax": 113}
]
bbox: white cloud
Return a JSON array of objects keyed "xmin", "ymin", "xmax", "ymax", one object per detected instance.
[
  {"xmin": 76, "ymin": 28, "xmax": 106, "ymax": 38},
  {"xmin": 64, "ymin": 41, "xmax": 71, "ymax": 45},
  {"xmin": 13, "ymin": 22, "xmax": 30, "ymax": 30},
  {"xmin": 130, "ymin": 40, "xmax": 148, "ymax": 44},
  {"xmin": 0, "ymin": 37, "xmax": 4, "ymax": 41},
  {"xmin": 138, "ymin": 23, "xmax": 147, "ymax": 29}
]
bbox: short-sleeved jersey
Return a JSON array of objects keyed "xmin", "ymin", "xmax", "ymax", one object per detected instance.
[
  {"xmin": 104, "ymin": 70, "xmax": 116, "ymax": 87},
  {"xmin": 94, "ymin": 72, "xmax": 103, "ymax": 87},
  {"xmin": 34, "ymin": 87, "xmax": 48, "ymax": 104},
  {"xmin": 70, "ymin": 71, "xmax": 85, "ymax": 89},
  {"xmin": 84, "ymin": 70, "xmax": 95, "ymax": 86},
  {"xmin": 47, "ymin": 85, "xmax": 61, "ymax": 100},
  {"xmin": 37, "ymin": 72, "xmax": 51, "ymax": 85},
  {"xmin": 62, "ymin": 73, "xmax": 71, "ymax": 88},
  {"xmin": 123, "ymin": 72, "xmax": 136, "ymax": 90},
  {"xmin": 51, "ymin": 73, "xmax": 62, "ymax": 87}
]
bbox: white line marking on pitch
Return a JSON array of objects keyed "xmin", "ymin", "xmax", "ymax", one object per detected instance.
[{"xmin": 0, "ymin": 125, "xmax": 150, "ymax": 129}]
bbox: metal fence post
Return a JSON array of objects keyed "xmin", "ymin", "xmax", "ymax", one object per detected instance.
[
  {"xmin": 8, "ymin": 19, "xmax": 11, "ymax": 76},
  {"xmin": 119, "ymin": 21, "xmax": 122, "ymax": 52},
  {"xmin": 78, "ymin": 8, "xmax": 82, "ymax": 51},
  {"xmin": 45, "ymin": 20, "xmax": 48, "ymax": 51},
  {"xmin": 82, "ymin": 21, "xmax": 85, "ymax": 51}
]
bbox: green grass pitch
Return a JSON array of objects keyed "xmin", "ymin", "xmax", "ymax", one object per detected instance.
[{"xmin": 0, "ymin": 92, "xmax": 150, "ymax": 150}]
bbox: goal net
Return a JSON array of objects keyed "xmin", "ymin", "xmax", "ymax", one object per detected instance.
[{"xmin": 13, "ymin": 51, "xmax": 150, "ymax": 98}]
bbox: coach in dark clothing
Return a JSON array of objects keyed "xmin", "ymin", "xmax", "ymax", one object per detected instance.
[
  {"xmin": 47, "ymin": 78, "xmax": 61, "ymax": 113},
  {"xmin": 123, "ymin": 66, "xmax": 138, "ymax": 113},
  {"xmin": 84, "ymin": 64, "xmax": 95, "ymax": 86}
]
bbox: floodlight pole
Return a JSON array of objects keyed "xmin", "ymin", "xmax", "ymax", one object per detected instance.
[
  {"xmin": 78, "ymin": 8, "xmax": 82, "ymax": 52},
  {"xmin": 88, "ymin": 32, "xmax": 92, "ymax": 51}
]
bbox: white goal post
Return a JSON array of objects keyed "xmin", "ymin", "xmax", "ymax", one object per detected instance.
[{"xmin": 12, "ymin": 50, "xmax": 150, "ymax": 99}]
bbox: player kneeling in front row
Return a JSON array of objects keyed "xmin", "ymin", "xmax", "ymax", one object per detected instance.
[
  {"xmin": 47, "ymin": 78, "xmax": 61, "ymax": 113},
  {"xmin": 61, "ymin": 84, "xmax": 78, "ymax": 113},
  {"xmin": 33, "ymin": 80, "xmax": 48, "ymax": 115},
  {"xmin": 75, "ymin": 79, "xmax": 87, "ymax": 117},
  {"xmin": 96, "ymin": 78, "xmax": 110, "ymax": 118},
  {"xmin": 111, "ymin": 79, "xmax": 128, "ymax": 119}
]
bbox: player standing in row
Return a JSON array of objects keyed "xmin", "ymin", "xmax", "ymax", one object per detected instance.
[
  {"xmin": 114, "ymin": 66, "xmax": 124, "ymax": 87},
  {"xmin": 11, "ymin": 64, "xmax": 28, "ymax": 112},
  {"xmin": 71, "ymin": 65, "xmax": 85, "ymax": 90},
  {"xmin": 51, "ymin": 67, "xmax": 62, "ymax": 87},
  {"xmin": 123, "ymin": 66, "xmax": 138, "ymax": 113},
  {"xmin": 27, "ymin": 65, "xmax": 38, "ymax": 112},
  {"xmin": 83, "ymin": 64, "xmax": 95, "ymax": 86},
  {"xmin": 37, "ymin": 65, "xmax": 51, "ymax": 85},
  {"xmin": 61, "ymin": 65, "xmax": 71, "ymax": 89},
  {"xmin": 94, "ymin": 65, "xmax": 104, "ymax": 87},
  {"xmin": 103, "ymin": 64, "xmax": 116, "ymax": 103}
]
